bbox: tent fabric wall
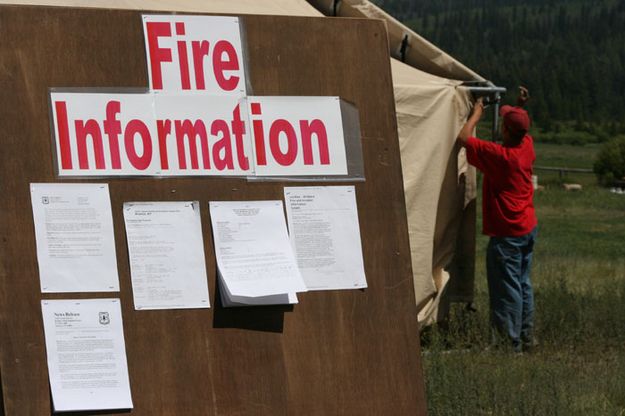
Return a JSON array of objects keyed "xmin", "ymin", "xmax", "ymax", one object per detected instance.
[
  {"xmin": 0, "ymin": 0, "xmax": 478, "ymax": 324},
  {"xmin": 391, "ymin": 59, "xmax": 476, "ymax": 323},
  {"xmin": 304, "ymin": 0, "xmax": 480, "ymax": 322}
]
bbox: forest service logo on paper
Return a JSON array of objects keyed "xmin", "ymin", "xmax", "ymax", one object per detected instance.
[{"xmin": 99, "ymin": 312, "xmax": 110, "ymax": 325}]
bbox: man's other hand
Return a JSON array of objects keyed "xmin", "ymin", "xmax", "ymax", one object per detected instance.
[{"xmin": 517, "ymin": 86, "xmax": 530, "ymax": 107}]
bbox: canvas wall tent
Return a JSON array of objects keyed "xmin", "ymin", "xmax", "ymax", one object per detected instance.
[
  {"xmin": 308, "ymin": 0, "xmax": 485, "ymax": 323},
  {"xmin": 390, "ymin": 59, "xmax": 478, "ymax": 324},
  {"xmin": 1, "ymin": 0, "xmax": 483, "ymax": 324}
]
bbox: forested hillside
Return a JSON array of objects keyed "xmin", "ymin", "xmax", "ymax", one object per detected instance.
[{"xmin": 373, "ymin": 0, "xmax": 625, "ymax": 141}]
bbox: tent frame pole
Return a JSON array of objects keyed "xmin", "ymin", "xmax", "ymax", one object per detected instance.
[{"xmin": 464, "ymin": 82, "xmax": 506, "ymax": 141}]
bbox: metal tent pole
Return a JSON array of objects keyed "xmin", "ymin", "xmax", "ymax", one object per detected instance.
[{"xmin": 463, "ymin": 82, "xmax": 506, "ymax": 141}]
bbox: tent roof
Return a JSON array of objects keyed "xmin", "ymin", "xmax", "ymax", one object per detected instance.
[
  {"xmin": 307, "ymin": 0, "xmax": 484, "ymax": 82},
  {"xmin": 0, "ymin": 0, "xmax": 320, "ymax": 15},
  {"xmin": 1, "ymin": 0, "xmax": 483, "ymax": 83},
  {"xmin": 391, "ymin": 58, "xmax": 462, "ymax": 89}
]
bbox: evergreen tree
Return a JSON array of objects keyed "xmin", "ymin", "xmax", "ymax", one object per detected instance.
[{"xmin": 372, "ymin": 0, "xmax": 625, "ymax": 136}]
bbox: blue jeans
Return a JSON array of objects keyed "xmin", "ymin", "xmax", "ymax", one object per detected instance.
[{"xmin": 486, "ymin": 227, "xmax": 537, "ymax": 352}]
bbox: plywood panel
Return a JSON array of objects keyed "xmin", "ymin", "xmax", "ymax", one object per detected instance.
[{"xmin": 0, "ymin": 6, "xmax": 426, "ymax": 415}]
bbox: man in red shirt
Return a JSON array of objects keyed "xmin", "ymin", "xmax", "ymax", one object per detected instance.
[{"xmin": 457, "ymin": 87, "xmax": 537, "ymax": 352}]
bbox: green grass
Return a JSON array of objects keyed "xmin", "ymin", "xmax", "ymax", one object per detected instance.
[
  {"xmin": 534, "ymin": 142, "xmax": 599, "ymax": 169},
  {"xmin": 422, "ymin": 142, "xmax": 625, "ymax": 415}
]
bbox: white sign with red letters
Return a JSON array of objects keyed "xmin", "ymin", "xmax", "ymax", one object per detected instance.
[
  {"xmin": 49, "ymin": 15, "xmax": 352, "ymax": 178},
  {"xmin": 142, "ymin": 15, "xmax": 247, "ymax": 95},
  {"xmin": 50, "ymin": 93, "xmax": 348, "ymax": 177},
  {"xmin": 52, "ymin": 92, "xmax": 157, "ymax": 176},
  {"xmin": 247, "ymin": 96, "xmax": 347, "ymax": 176},
  {"xmin": 152, "ymin": 94, "xmax": 251, "ymax": 175}
]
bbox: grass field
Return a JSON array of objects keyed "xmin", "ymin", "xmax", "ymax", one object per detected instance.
[{"xmin": 422, "ymin": 143, "xmax": 625, "ymax": 415}]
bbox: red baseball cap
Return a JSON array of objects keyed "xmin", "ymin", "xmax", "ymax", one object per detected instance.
[{"xmin": 500, "ymin": 105, "xmax": 530, "ymax": 135}]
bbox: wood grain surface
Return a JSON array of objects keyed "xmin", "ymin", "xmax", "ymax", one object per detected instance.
[{"xmin": 0, "ymin": 6, "xmax": 426, "ymax": 415}]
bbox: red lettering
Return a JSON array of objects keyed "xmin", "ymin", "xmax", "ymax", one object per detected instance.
[
  {"xmin": 231, "ymin": 105, "xmax": 249, "ymax": 170},
  {"xmin": 146, "ymin": 22, "xmax": 172, "ymax": 90},
  {"xmin": 103, "ymin": 101, "xmax": 122, "ymax": 169},
  {"xmin": 54, "ymin": 101, "xmax": 73, "ymax": 169},
  {"xmin": 75, "ymin": 119, "xmax": 105, "ymax": 170},
  {"xmin": 124, "ymin": 120, "xmax": 152, "ymax": 170},
  {"xmin": 157, "ymin": 119, "xmax": 172, "ymax": 169},
  {"xmin": 175, "ymin": 23, "xmax": 191, "ymax": 90},
  {"xmin": 211, "ymin": 120, "xmax": 233, "ymax": 170},
  {"xmin": 251, "ymin": 103, "xmax": 266, "ymax": 166},
  {"xmin": 213, "ymin": 40, "xmax": 240, "ymax": 91},
  {"xmin": 300, "ymin": 119, "xmax": 330, "ymax": 165},
  {"xmin": 269, "ymin": 120, "xmax": 298, "ymax": 166},
  {"xmin": 175, "ymin": 120, "xmax": 210, "ymax": 169},
  {"xmin": 192, "ymin": 40, "xmax": 210, "ymax": 90}
]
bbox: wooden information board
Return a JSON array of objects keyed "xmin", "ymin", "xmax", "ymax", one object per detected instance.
[{"xmin": 0, "ymin": 6, "xmax": 426, "ymax": 415}]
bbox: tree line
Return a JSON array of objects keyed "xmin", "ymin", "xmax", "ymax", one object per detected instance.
[{"xmin": 374, "ymin": 0, "xmax": 625, "ymax": 140}]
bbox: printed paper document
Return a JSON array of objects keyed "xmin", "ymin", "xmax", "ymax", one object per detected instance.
[
  {"xmin": 217, "ymin": 269, "xmax": 298, "ymax": 307},
  {"xmin": 123, "ymin": 201, "xmax": 210, "ymax": 310},
  {"xmin": 41, "ymin": 299, "xmax": 133, "ymax": 412},
  {"xmin": 284, "ymin": 186, "xmax": 367, "ymax": 290},
  {"xmin": 209, "ymin": 200, "xmax": 306, "ymax": 298},
  {"xmin": 30, "ymin": 183, "xmax": 119, "ymax": 292}
]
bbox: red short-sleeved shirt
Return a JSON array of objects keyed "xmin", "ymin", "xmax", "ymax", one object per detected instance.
[{"xmin": 465, "ymin": 135, "xmax": 537, "ymax": 237}]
